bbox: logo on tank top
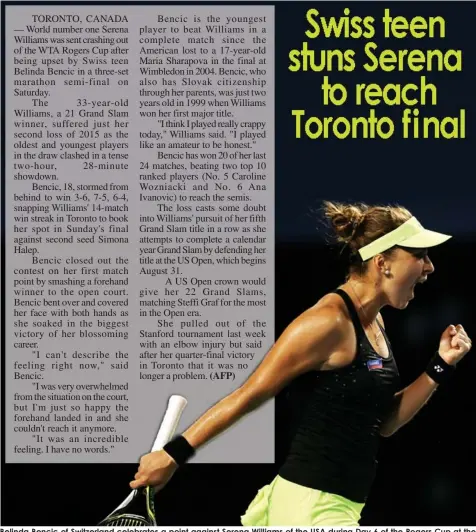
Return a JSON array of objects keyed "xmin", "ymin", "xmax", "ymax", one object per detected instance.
[{"xmin": 367, "ymin": 359, "xmax": 383, "ymax": 370}]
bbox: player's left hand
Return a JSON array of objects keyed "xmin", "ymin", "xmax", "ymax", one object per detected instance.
[
  {"xmin": 438, "ymin": 324, "xmax": 472, "ymax": 365},
  {"xmin": 130, "ymin": 450, "xmax": 178, "ymax": 490}
]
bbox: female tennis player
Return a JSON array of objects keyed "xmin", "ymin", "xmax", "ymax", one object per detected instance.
[{"xmin": 130, "ymin": 201, "xmax": 472, "ymax": 526}]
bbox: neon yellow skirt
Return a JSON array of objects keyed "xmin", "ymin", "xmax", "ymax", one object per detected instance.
[{"xmin": 240, "ymin": 475, "xmax": 365, "ymax": 526}]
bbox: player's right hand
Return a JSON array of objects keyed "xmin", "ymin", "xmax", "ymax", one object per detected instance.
[
  {"xmin": 438, "ymin": 324, "xmax": 472, "ymax": 365},
  {"xmin": 130, "ymin": 450, "xmax": 178, "ymax": 490}
]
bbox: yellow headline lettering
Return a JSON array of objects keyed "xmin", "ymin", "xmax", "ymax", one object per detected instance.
[
  {"xmin": 382, "ymin": 9, "xmax": 445, "ymax": 38},
  {"xmin": 401, "ymin": 109, "xmax": 465, "ymax": 139},
  {"xmin": 288, "ymin": 8, "xmax": 464, "ymax": 140},
  {"xmin": 288, "ymin": 43, "xmax": 462, "ymax": 73},
  {"xmin": 302, "ymin": 8, "xmax": 445, "ymax": 40},
  {"xmin": 288, "ymin": 42, "xmax": 356, "ymax": 72},
  {"xmin": 292, "ymin": 109, "xmax": 466, "ymax": 140},
  {"xmin": 363, "ymin": 42, "xmax": 462, "ymax": 72},
  {"xmin": 355, "ymin": 77, "xmax": 437, "ymax": 106},
  {"xmin": 292, "ymin": 109, "xmax": 395, "ymax": 140},
  {"xmin": 305, "ymin": 8, "xmax": 375, "ymax": 39}
]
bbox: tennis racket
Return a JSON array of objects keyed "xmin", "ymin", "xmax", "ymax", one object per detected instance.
[{"xmin": 98, "ymin": 394, "xmax": 188, "ymax": 526}]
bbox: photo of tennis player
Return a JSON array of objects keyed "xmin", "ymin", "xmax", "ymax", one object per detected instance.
[{"xmin": 129, "ymin": 201, "xmax": 472, "ymax": 526}]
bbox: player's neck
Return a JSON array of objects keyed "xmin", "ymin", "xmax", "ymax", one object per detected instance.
[{"xmin": 343, "ymin": 277, "xmax": 384, "ymax": 325}]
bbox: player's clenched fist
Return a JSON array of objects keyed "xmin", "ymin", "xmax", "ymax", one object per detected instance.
[{"xmin": 438, "ymin": 324, "xmax": 472, "ymax": 366}]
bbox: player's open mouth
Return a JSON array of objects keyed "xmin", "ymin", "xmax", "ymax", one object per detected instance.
[{"xmin": 410, "ymin": 277, "xmax": 427, "ymax": 294}]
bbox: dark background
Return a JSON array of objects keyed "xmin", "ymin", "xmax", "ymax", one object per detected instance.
[{"xmin": 2, "ymin": 1, "xmax": 475, "ymax": 526}]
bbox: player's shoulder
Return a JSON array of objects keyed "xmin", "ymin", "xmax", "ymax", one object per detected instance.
[
  {"xmin": 312, "ymin": 290, "xmax": 353, "ymax": 322},
  {"xmin": 288, "ymin": 291, "xmax": 353, "ymax": 343}
]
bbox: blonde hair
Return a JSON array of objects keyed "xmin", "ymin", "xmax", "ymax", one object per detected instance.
[{"xmin": 322, "ymin": 200, "xmax": 412, "ymax": 273}]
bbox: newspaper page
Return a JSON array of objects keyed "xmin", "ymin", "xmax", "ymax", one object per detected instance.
[{"xmin": 1, "ymin": 0, "xmax": 473, "ymax": 528}]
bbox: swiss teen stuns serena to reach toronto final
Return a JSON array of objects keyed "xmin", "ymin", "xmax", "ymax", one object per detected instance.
[{"xmin": 130, "ymin": 201, "xmax": 472, "ymax": 526}]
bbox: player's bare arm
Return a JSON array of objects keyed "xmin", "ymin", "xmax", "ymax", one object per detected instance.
[
  {"xmin": 381, "ymin": 324, "xmax": 472, "ymax": 436},
  {"xmin": 129, "ymin": 305, "xmax": 347, "ymax": 489}
]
